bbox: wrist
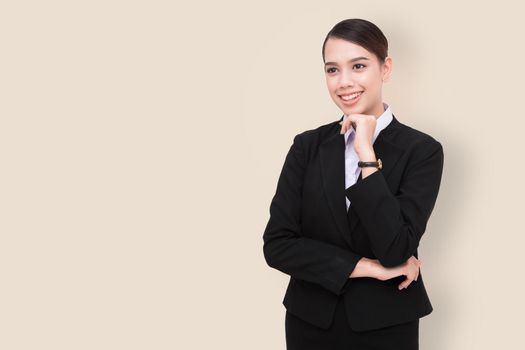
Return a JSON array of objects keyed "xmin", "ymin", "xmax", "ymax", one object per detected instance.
[
  {"xmin": 366, "ymin": 258, "xmax": 382, "ymax": 279},
  {"xmin": 356, "ymin": 143, "xmax": 375, "ymax": 159},
  {"xmin": 350, "ymin": 257, "xmax": 375, "ymax": 278},
  {"xmin": 359, "ymin": 148, "xmax": 376, "ymax": 161},
  {"xmin": 361, "ymin": 166, "xmax": 379, "ymax": 179}
]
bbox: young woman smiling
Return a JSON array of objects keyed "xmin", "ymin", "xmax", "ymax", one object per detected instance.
[{"xmin": 263, "ymin": 18, "xmax": 444, "ymax": 350}]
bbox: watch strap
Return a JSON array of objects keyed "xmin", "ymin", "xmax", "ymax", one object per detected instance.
[{"xmin": 358, "ymin": 158, "xmax": 382, "ymax": 169}]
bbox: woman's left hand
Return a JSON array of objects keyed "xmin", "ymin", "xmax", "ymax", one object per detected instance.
[
  {"xmin": 370, "ymin": 256, "xmax": 422, "ymax": 290},
  {"xmin": 339, "ymin": 114, "xmax": 376, "ymax": 157}
]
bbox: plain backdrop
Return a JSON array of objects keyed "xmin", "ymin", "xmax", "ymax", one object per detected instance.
[{"xmin": 1, "ymin": 1, "xmax": 524, "ymax": 349}]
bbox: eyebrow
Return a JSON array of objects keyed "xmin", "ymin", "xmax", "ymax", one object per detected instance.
[{"xmin": 324, "ymin": 56, "xmax": 370, "ymax": 66}]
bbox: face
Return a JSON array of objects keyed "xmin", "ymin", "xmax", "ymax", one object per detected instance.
[{"xmin": 323, "ymin": 37, "xmax": 392, "ymax": 118}]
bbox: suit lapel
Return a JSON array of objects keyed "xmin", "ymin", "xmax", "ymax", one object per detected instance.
[
  {"xmin": 319, "ymin": 130, "xmax": 350, "ymax": 243},
  {"xmin": 319, "ymin": 114, "xmax": 404, "ymax": 247}
]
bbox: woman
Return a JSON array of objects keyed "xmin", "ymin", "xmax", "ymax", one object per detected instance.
[{"xmin": 262, "ymin": 18, "xmax": 444, "ymax": 350}]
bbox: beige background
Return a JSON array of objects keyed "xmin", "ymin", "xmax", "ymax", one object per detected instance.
[{"xmin": 1, "ymin": 1, "xmax": 523, "ymax": 349}]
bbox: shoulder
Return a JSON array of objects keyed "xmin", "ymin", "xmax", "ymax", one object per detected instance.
[
  {"xmin": 389, "ymin": 117, "xmax": 444, "ymax": 164},
  {"xmin": 391, "ymin": 117, "xmax": 443, "ymax": 154},
  {"xmin": 286, "ymin": 119, "xmax": 340, "ymax": 163},
  {"xmin": 291, "ymin": 119, "xmax": 340, "ymax": 148}
]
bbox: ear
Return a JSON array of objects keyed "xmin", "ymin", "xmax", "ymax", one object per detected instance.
[{"xmin": 382, "ymin": 56, "xmax": 393, "ymax": 82}]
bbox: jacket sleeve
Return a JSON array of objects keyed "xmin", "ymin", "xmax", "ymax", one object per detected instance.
[
  {"xmin": 344, "ymin": 140, "xmax": 444, "ymax": 267},
  {"xmin": 263, "ymin": 133, "xmax": 363, "ymax": 296}
]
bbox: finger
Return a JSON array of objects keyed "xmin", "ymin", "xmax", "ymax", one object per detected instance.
[
  {"xmin": 347, "ymin": 113, "xmax": 367, "ymax": 121},
  {"xmin": 343, "ymin": 115, "xmax": 363, "ymax": 129},
  {"xmin": 400, "ymin": 280, "xmax": 412, "ymax": 290},
  {"xmin": 339, "ymin": 120, "xmax": 350, "ymax": 134},
  {"xmin": 398, "ymin": 277, "xmax": 413, "ymax": 290},
  {"xmin": 398, "ymin": 276, "xmax": 414, "ymax": 290},
  {"xmin": 341, "ymin": 114, "xmax": 369, "ymax": 134},
  {"xmin": 343, "ymin": 121, "xmax": 350, "ymax": 134},
  {"xmin": 345, "ymin": 114, "xmax": 359, "ymax": 122}
]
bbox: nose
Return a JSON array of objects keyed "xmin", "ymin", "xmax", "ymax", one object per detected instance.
[{"xmin": 338, "ymin": 70, "xmax": 354, "ymax": 90}]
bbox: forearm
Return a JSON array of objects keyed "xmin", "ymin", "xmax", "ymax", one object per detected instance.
[
  {"xmin": 345, "ymin": 143, "xmax": 444, "ymax": 267},
  {"xmin": 358, "ymin": 148, "xmax": 379, "ymax": 180},
  {"xmin": 264, "ymin": 233, "xmax": 362, "ymax": 295}
]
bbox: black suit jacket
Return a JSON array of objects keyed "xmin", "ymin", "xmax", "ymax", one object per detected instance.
[{"xmin": 262, "ymin": 113, "xmax": 444, "ymax": 331}]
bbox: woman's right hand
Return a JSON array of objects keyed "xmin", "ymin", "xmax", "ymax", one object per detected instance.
[{"xmin": 372, "ymin": 256, "xmax": 422, "ymax": 290}]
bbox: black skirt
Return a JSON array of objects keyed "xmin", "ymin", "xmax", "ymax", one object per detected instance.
[{"xmin": 285, "ymin": 294, "xmax": 419, "ymax": 350}]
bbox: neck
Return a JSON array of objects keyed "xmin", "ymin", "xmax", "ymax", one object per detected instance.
[{"xmin": 369, "ymin": 101, "xmax": 385, "ymax": 119}]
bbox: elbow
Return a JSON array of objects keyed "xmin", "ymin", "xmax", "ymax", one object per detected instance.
[
  {"xmin": 376, "ymin": 247, "xmax": 418, "ymax": 267},
  {"xmin": 374, "ymin": 228, "xmax": 420, "ymax": 267},
  {"xmin": 262, "ymin": 237, "xmax": 282, "ymax": 269},
  {"xmin": 263, "ymin": 232, "xmax": 296, "ymax": 271},
  {"xmin": 374, "ymin": 244, "xmax": 414, "ymax": 268},
  {"xmin": 262, "ymin": 224, "xmax": 295, "ymax": 269},
  {"xmin": 263, "ymin": 241, "xmax": 275, "ymax": 268}
]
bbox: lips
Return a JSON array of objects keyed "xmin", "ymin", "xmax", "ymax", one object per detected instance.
[
  {"xmin": 339, "ymin": 91, "xmax": 363, "ymax": 100},
  {"xmin": 338, "ymin": 91, "xmax": 363, "ymax": 104}
]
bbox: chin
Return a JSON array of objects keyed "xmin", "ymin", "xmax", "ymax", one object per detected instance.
[
  {"xmin": 342, "ymin": 106, "xmax": 364, "ymax": 115},
  {"xmin": 334, "ymin": 99, "xmax": 365, "ymax": 115}
]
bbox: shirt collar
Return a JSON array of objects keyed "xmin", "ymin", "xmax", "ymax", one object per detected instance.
[{"xmin": 343, "ymin": 102, "xmax": 393, "ymax": 145}]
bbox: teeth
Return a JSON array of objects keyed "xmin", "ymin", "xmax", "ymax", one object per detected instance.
[{"xmin": 341, "ymin": 91, "xmax": 362, "ymax": 101}]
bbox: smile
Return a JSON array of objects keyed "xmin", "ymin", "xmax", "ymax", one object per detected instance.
[{"xmin": 339, "ymin": 91, "xmax": 363, "ymax": 104}]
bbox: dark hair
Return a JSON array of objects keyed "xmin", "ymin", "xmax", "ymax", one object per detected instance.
[{"xmin": 322, "ymin": 18, "xmax": 388, "ymax": 64}]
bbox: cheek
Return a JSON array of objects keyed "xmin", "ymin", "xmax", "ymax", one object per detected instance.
[
  {"xmin": 355, "ymin": 75, "xmax": 371, "ymax": 86},
  {"xmin": 325, "ymin": 78, "xmax": 336, "ymax": 90},
  {"xmin": 360, "ymin": 73, "xmax": 382, "ymax": 88}
]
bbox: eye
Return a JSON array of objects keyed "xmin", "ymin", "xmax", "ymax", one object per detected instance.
[
  {"xmin": 354, "ymin": 63, "xmax": 366, "ymax": 70},
  {"xmin": 326, "ymin": 67, "xmax": 337, "ymax": 74}
]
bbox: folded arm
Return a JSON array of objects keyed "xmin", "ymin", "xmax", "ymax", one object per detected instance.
[
  {"xmin": 263, "ymin": 134, "xmax": 363, "ymax": 296},
  {"xmin": 345, "ymin": 140, "xmax": 444, "ymax": 267}
]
